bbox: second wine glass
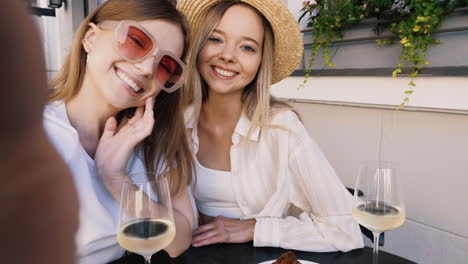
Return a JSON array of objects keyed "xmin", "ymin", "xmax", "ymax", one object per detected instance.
[
  {"xmin": 352, "ymin": 161, "xmax": 405, "ymax": 264},
  {"xmin": 117, "ymin": 172, "xmax": 175, "ymax": 264}
]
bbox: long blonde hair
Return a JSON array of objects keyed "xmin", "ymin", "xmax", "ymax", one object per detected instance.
[
  {"xmin": 184, "ymin": 1, "xmax": 299, "ymax": 138},
  {"xmin": 49, "ymin": 0, "xmax": 193, "ymax": 196}
]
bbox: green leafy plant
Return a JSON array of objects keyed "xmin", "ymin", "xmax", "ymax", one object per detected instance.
[
  {"xmin": 390, "ymin": 0, "xmax": 462, "ymax": 108},
  {"xmin": 298, "ymin": 0, "xmax": 365, "ymax": 88},
  {"xmin": 299, "ymin": 0, "xmax": 467, "ymax": 107}
]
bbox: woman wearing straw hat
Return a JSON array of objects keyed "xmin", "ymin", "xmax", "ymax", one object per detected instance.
[
  {"xmin": 178, "ymin": 0, "xmax": 364, "ymax": 252},
  {"xmin": 43, "ymin": 0, "xmax": 196, "ymax": 262}
]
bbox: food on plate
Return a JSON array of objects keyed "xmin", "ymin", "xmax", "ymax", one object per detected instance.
[{"xmin": 272, "ymin": 251, "xmax": 301, "ymax": 264}]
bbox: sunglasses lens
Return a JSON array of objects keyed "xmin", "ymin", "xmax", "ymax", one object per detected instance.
[
  {"xmin": 118, "ymin": 26, "xmax": 153, "ymax": 60},
  {"xmin": 155, "ymin": 55, "xmax": 184, "ymax": 90}
]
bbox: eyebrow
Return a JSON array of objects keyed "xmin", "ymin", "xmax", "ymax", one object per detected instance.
[{"xmin": 213, "ymin": 29, "xmax": 261, "ymax": 47}]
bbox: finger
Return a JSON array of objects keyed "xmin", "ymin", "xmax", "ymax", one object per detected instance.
[
  {"xmin": 100, "ymin": 117, "xmax": 117, "ymax": 141},
  {"xmin": 146, "ymin": 96, "xmax": 154, "ymax": 110},
  {"xmin": 193, "ymin": 234, "xmax": 224, "ymax": 247},
  {"xmin": 192, "ymin": 229, "xmax": 219, "ymax": 244},
  {"xmin": 142, "ymin": 98, "xmax": 154, "ymax": 131},
  {"xmin": 193, "ymin": 223, "xmax": 216, "ymax": 236},
  {"xmin": 143, "ymin": 97, "xmax": 154, "ymax": 123}
]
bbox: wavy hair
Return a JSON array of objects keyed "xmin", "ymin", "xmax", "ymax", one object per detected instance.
[
  {"xmin": 49, "ymin": 0, "xmax": 193, "ymax": 196},
  {"xmin": 183, "ymin": 1, "xmax": 299, "ymax": 139}
]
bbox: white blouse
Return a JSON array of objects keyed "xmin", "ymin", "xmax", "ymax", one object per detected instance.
[{"xmin": 186, "ymin": 107, "xmax": 364, "ymax": 252}]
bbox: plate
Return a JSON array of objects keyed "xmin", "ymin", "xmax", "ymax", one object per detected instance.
[{"xmin": 258, "ymin": 260, "xmax": 319, "ymax": 264}]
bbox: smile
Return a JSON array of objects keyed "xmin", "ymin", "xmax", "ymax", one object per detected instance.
[
  {"xmin": 213, "ymin": 66, "xmax": 237, "ymax": 77},
  {"xmin": 116, "ymin": 69, "xmax": 144, "ymax": 93}
]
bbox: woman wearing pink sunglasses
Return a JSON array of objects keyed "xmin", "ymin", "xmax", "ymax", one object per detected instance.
[{"xmin": 44, "ymin": 0, "xmax": 195, "ymax": 263}]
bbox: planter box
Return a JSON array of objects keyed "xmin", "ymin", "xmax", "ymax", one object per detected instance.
[{"xmin": 299, "ymin": 10, "xmax": 468, "ymax": 75}]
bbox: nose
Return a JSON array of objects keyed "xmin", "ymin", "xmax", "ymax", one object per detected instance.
[
  {"xmin": 219, "ymin": 43, "xmax": 237, "ymax": 63},
  {"xmin": 134, "ymin": 56, "xmax": 156, "ymax": 79}
]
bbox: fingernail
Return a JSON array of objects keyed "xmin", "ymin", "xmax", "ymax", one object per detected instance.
[{"xmin": 192, "ymin": 243, "xmax": 198, "ymax": 247}]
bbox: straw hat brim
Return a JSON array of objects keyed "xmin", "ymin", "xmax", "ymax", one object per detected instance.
[{"xmin": 177, "ymin": 0, "xmax": 303, "ymax": 84}]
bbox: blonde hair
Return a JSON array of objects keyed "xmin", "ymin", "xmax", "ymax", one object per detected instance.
[
  {"xmin": 49, "ymin": 0, "xmax": 193, "ymax": 196},
  {"xmin": 184, "ymin": 1, "xmax": 299, "ymax": 139}
]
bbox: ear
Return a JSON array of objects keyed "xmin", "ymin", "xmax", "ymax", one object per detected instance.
[{"xmin": 82, "ymin": 22, "xmax": 100, "ymax": 53}]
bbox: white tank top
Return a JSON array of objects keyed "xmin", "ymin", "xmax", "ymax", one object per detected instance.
[{"xmin": 192, "ymin": 158, "xmax": 243, "ymax": 219}]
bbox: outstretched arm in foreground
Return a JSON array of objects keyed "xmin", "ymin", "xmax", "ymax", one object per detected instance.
[{"xmin": 0, "ymin": 1, "xmax": 78, "ymax": 263}]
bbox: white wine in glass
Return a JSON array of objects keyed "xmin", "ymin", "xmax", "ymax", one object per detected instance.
[
  {"xmin": 352, "ymin": 161, "xmax": 405, "ymax": 264},
  {"xmin": 118, "ymin": 172, "xmax": 175, "ymax": 264}
]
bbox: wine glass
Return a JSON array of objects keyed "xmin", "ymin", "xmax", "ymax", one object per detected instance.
[
  {"xmin": 352, "ymin": 161, "xmax": 405, "ymax": 264},
  {"xmin": 117, "ymin": 172, "xmax": 175, "ymax": 264}
]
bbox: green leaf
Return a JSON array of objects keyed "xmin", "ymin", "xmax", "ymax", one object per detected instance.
[
  {"xmin": 392, "ymin": 68, "xmax": 403, "ymax": 78},
  {"xmin": 410, "ymin": 71, "xmax": 419, "ymax": 78}
]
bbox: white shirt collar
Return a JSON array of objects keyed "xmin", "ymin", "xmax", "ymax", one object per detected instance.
[{"xmin": 233, "ymin": 111, "xmax": 260, "ymax": 142}]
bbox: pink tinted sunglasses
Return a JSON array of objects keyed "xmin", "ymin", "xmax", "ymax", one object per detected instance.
[{"xmin": 97, "ymin": 20, "xmax": 186, "ymax": 93}]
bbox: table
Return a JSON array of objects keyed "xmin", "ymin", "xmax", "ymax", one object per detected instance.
[{"xmin": 110, "ymin": 243, "xmax": 416, "ymax": 264}]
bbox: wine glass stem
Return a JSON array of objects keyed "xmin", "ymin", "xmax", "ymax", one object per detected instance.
[
  {"xmin": 372, "ymin": 232, "xmax": 380, "ymax": 264},
  {"xmin": 144, "ymin": 256, "xmax": 151, "ymax": 264}
]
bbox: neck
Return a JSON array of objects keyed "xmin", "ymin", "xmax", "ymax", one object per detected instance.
[
  {"xmin": 66, "ymin": 76, "xmax": 120, "ymax": 158},
  {"xmin": 201, "ymin": 90, "xmax": 243, "ymax": 125}
]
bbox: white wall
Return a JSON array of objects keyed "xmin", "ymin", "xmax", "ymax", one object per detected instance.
[
  {"xmin": 35, "ymin": 0, "xmax": 86, "ymax": 80},
  {"xmin": 272, "ymin": 76, "xmax": 468, "ymax": 113},
  {"xmin": 287, "ymin": 101, "xmax": 468, "ymax": 264}
]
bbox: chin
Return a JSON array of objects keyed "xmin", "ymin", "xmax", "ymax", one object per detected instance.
[
  {"xmin": 108, "ymin": 98, "xmax": 132, "ymax": 110},
  {"xmin": 209, "ymin": 84, "xmax": 240, "ymax": 94}
]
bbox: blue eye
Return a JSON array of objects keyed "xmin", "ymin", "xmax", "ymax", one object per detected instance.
[
  {"xmin": 243, "ymin": 45, "xmax": 255, "ymax": 52},
  {"xmin": 208, "ymin": 37, "xmax": 222, "ymax": 43}
]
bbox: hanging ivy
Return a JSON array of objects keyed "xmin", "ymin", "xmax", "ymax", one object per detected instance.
[{"xmin": 299, "ymin": 0, "xmax": 467, "ymax": 107}]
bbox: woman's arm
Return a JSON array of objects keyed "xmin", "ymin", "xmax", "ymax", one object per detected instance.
[
  {"xmin": 0, "ymin": 1, "xmax": 78, "ymax": 263},
  {"xmin": 94, "ymin": 101, "xmax": 195, "ymax": 257},
  {"xmin": 164, "ymin": 186, "xmax": 196, "ymax": 257},
  {"xmin": 253, "ymin": 116, "xmax": 364, "ymax": 252}
]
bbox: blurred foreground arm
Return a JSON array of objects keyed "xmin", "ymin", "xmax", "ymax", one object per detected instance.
[{"xmin": 0, "ymin": 1, "xmax": 78, "ymax": 263}]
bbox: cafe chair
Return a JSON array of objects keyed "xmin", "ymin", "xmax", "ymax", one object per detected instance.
[{"xmin": 346, "ymin": 187, "xmax": 385, "ymax": 246}]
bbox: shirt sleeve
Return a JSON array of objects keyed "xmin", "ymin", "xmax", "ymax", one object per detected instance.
[{"xmin": 253, "ymin": 114, "xmax": 364, "ymax": 252}]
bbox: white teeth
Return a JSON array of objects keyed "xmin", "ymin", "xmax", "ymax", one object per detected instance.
[
  {"xmin": 117, "ymin": 70, "xmax": 142, "ymax": 93},
  {"xmin": 214, "ymin": 67, "xmax": 236, "ymax": 77}
]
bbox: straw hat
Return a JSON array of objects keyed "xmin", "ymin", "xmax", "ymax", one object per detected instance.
[{"xmin": 177, "ymin": 0, "xmax": 303, "ymax": 84}]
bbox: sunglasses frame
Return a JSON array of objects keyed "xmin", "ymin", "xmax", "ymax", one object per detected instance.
[{"xmin": 96, "ymin": 20, "xmax": 186, "ymax": 93}]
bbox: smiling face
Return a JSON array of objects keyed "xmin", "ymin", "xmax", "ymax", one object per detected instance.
[
  {"xmin": 83, "ymin": 19, "xmax": 184, "ymax": 110},
  {"xmin": 197, "ymin": 4, "xmax": 264, "ymax": 97}
]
